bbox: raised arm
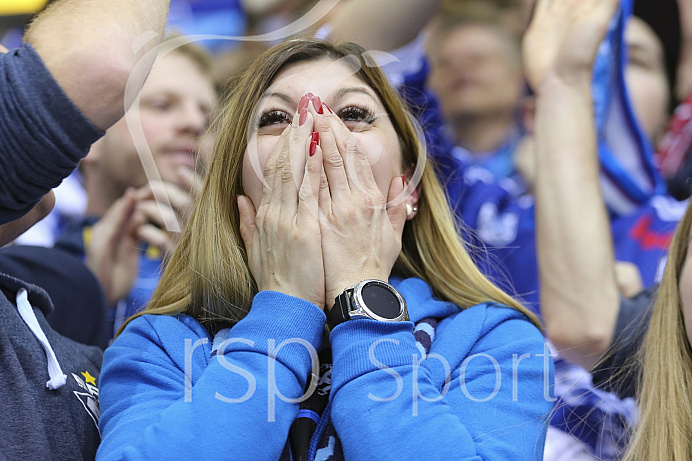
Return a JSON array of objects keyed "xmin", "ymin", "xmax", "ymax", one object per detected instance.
[
  {"xmin": 327, "ymin": 0, "xmax": 443, "ymax": 51},
  {"xmin": 0, "ymin": 0, "xmax": 171, "ymax": 227},
  {"xmin": 525, "ymin": 0, "xmax": 621, "ymax": 369},
  {"xmin": 24, "ymin": 0, "xmax": 171, "ymax": 131}
]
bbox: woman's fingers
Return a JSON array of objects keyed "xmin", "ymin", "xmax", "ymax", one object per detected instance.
[
  {"xmin": 243, "ymin": 95, "xmax": 325, "ymax": 308},
  {"xmin": 312, "ymin": 100, "xmax": 350, "ymax": 200},
  {"xmin": 298, "ymin": 133, "xmax": 322, "ymax": 222},
  {"xmin": 258, "ymin": 127, "xmax": 289, "ymax": 215},
  {"xmin": 386, "ymin": 175, "xmax": 407, "ymax": 247},
  {"xmin": 327, "ymin": 114, "xmax": 379, "ymax": 196},
  {"xmin": 317, "ymin": 163, "xmax": 332, "ymax": 219},
  {"xmin": 313, "ymin": 100, "xmax": 381, "ymax": 205},
  {"xmin": 237, "ymin": 194, "xmax": 257, "ymax": 253},
  {"xmin": 280, "ymin": 104, "xmax": 314, "ymax": 215}
]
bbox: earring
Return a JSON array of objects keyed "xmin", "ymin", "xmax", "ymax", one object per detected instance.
[{"xmin": 406, "ymin": 204, "xmax": 418, "ymax": 217}]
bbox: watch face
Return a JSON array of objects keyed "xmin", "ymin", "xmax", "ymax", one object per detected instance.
[{"xmin": 362, "ymin": 283, "xmax": 401, "ymax": 319}]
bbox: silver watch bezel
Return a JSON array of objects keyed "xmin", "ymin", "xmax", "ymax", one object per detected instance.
[{"xmin": 347, "ymin": 279, "xmax": 408, "ymax": 322}]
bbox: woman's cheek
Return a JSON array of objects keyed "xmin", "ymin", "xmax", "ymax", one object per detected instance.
[{"xmin": 354, "ymin": 131, "xmax": 386, "ymax": 166}]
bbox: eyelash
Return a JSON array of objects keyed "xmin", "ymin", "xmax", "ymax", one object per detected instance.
[
  {"xmin": 257, "ymin": 105, "xmax": 376, "ymax": 129},
  {"xmin": 257, "ymin": 110, "xmax": 291, "ymax": 128},
  {"xmin": 336, "ymin": 105, "xmax": 376, "ymax": 125}
]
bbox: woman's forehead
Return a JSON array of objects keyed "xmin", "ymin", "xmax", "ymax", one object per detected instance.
[{"xmin": 265, "ymin": 58, "xmax": 369, "ymax": 100}]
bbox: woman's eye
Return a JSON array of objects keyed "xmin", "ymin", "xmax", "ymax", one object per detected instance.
[
  {"xmin": 337, "ymin": 106, "xmax": 376, "ymax": 125},
  {"xmin": 258, "ymin": 110, "xmax": 291, "ymax": 128}
]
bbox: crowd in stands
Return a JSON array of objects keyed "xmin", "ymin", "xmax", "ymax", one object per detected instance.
[{"xmin": 2, "ymin": 0, "xmax": 692, "ymax": 459}]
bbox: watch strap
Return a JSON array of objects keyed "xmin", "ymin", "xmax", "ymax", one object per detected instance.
[{"xmin": 327, "ymin": 290, "xmax": 352, "ymax": 329}]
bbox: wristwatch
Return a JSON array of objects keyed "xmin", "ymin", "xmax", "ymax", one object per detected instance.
[{"xmin": 327, "ymin": 279, "xmax": 408, "ymax": 329}]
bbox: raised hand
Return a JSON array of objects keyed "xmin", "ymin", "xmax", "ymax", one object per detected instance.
[
  {"xmin": 310, "ymin": 99, "xmax": 407, "ymax": 307},
  {"xmin": 523, "ymin": 0, "xmax": 620, "ymax": 91},
  {"xmin": 136, "ymin": 179, "xmax": 198, "ymax": 257},
  {"xmin": 87, "ymin": 170, "xmax": 202, "ymax": 305},
  {"xmin": 238, "ymin": 95, "xmax": 326, "ymax": 309},
  {"xmin": 86, "ymin": 188, "xmax": 148, "ymax": 305}
]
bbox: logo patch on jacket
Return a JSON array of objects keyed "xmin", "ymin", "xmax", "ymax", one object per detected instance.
[{"xmin": 72, "ymin": 371, "xmax": 100, "ymax": 432}]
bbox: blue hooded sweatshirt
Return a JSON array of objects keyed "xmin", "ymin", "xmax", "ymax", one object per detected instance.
[{"xmin": 97, "ymin": 277, "xmax": 553, "ymax": 460}]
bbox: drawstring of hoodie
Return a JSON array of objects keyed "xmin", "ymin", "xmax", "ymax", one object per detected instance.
[{"xmin": 15, "ymin": 289, "xmax": 67, "ymax": 390}]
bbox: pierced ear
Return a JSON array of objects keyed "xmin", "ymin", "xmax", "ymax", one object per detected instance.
[{"xmin": 403, "ymin": 173, "xmax": 421, "ymax": 221}]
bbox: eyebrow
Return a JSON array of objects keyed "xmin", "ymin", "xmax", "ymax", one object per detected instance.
[
  {"xmin": 260, "ymin": 92, "xmax": 295, "ymax": 106},
  {"xmin": 332, "ymin": 87, "xmax": 377, "ymax": 102},
  {"xmin": 260, "ymin": 87, "xmax": 377, "ymax": 107}
]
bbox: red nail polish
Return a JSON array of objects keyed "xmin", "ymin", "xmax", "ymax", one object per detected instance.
[
  {"xmin": 313, "ymin": 96, "xmax": 323, "ymax": 114},
  {"xmin": 310, "ymin": 132, "xmax": 319, "ymax": 156},
  {"xmin": 299, "ymin": 108, "xmax": 307, "ymax": 126},
  {"xmin": 306, "ymin": 92, "xmax": 316, "ymax": 100},
  {"xmin": 299, "ymin": 95, "xmax": 310, "ymax": 111},
  {"xmin": 401, "ymin": 174, "xmax": 406, "ymax": 188},
  {"xmin": 323, "ymin": 103, "xmax": 333, "ymax": 114}
]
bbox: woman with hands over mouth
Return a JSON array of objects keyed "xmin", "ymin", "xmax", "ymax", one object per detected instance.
[{"xmin": 96, "ymin": 40, "xmax": 552, "ymax": 461}]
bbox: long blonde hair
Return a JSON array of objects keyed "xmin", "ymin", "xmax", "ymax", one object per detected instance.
[
  {"xmin": 123, "ymin": 39, "xmax": 539, "ymax": 334},
  {"xmin": 622, "ymin": 201, "xmax": 692, "ymax": 461}
]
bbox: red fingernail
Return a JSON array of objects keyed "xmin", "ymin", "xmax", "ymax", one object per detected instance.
[
  {"xmin": 401, "ymin": 174, "xmax": 406, "ymax": 188},
  {"xmin": 323, "ymin": 103, "xmax": 333, "ymax": 114},
  {"xmin": 306, "ymin": 92, "xmax": 316, "ymax": 100},
  {"xmin": 310, "ymin": 132, "xmax": 319, "ymax": 157},
  {"xmin": 313, "ymin": 96, "xmax": 323, "ymax": 114},
  {"xmin": 299, "ymin": 95, "xmax": 310, "ymax": 111},
  {"xmin": 299, "ymin": 108, "xmax": 307, "ymax": 126}
]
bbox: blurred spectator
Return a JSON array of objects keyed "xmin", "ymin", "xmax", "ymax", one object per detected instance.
[
  {"xmin": 426, "ymin": 5, "xmax": 525, "ymax": 179},
  {"xmin": 624, "ymin": 17, "xmax": 671, "ymax": 147},
  {"xmin": 56, "ymin": 42, "xmax": 218, "ymax": 338}
]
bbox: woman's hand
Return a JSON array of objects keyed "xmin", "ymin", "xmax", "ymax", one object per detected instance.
[
  {"xmin": 523, "ymin": 0, "xmax": 619, "ymax": 91},
  {"xmin": 311, "ymin": 101, "xmax": 407, "ymax": 308},
  {"xmin": 238, "ymin": 102, "xmax": 326, "ymax": 309}
]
